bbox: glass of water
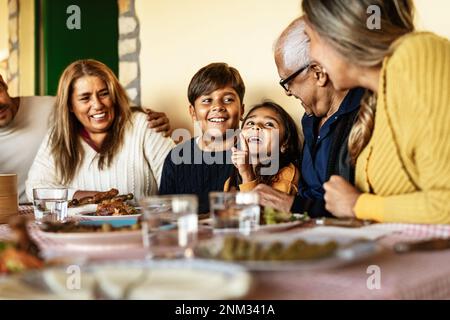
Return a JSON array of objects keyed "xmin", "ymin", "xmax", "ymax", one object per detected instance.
[
  {"xmin": 209, "ymin": 192, "xmax": 260, "ymax": 235},
  {"xmin": 32, "ymin": 188, "xmax": 69, "ymax": 224},
  {"xmin": 140, "ymin": 195, "xmax": 198, "ymax": 259}
]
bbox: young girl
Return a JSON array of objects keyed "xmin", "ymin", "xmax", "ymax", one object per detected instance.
[{"xmin": 224, "ymin": 101, "xmax": 301, "ymax": 195}]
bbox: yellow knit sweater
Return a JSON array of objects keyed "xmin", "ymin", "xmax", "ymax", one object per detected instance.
[{"xmin": 354, "ymin": 32, "xmax": 450, "ymax": 224}]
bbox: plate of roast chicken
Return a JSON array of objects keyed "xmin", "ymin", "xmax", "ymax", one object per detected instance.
[{"xmin": 67, "ymin": 188, "xmax": 142, "ymax": 221}]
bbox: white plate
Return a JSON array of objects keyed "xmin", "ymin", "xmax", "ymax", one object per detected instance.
[
  {"xmin": 0, "ymin": 259, "xmax": 252, "ymax": 300},
  {"xmin": 200, "ymin": 217, "xmax": 305, "ymax": 233},
  {"xmin": 68, "ymin": 204, "xmax": 98, "ymax": 217},
  {"xmin": 195, "ymin": 232, "xmax": 382, "ymax": 271},
  {"xmin": 34, "ymin": 227, "xmax": 143, "ymax": 248}
]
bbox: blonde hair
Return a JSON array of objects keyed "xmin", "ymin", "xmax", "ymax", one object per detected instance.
[
  {"xmin": 302, "ymin": 0, "xmax": 415, "ymax": 164},
  {"xmin": 49, "ymin": 59, "xmax": 132, "ymax": 184}
]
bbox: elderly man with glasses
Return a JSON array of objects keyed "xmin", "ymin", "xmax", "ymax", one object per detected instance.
[{"xmin": 253, "ymin": 17, "xmax": 365, "ymax": 217}]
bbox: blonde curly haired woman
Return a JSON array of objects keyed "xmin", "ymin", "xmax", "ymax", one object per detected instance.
[
  {"xmin": 302, "ymin": 0, "xmax": 450, "ymax": 224},
  {"xmin": 26, "ymin": 59, "xmax": 175, "ymax": 202}
]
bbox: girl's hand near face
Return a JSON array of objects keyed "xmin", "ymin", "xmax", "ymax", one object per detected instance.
[
  {"xmin": 323, "ymin": 175, "xmax": 361, "ymax": 218},
  {"xmin": 231, "ymin": 133, "xmax": 255, "ymax": 183}
]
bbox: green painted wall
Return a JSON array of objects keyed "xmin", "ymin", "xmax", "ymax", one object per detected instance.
[{"xmin": 37, "ymin": 0, "xmax": 118, "ymax": 95}]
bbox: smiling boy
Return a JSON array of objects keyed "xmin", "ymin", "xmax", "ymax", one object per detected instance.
[{"xmin": 159, "ymin": 63, "xmax": 245, "ymax": 214}]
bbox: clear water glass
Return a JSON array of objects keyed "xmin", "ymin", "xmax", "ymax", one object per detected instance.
[
  {"xmin": 209, "ymin": 192, "xmax": 260, "ymax": 235},
  {"xmin": 140, "ymin": 195, "xmax": 198, "ymax": 259},
  {"xmin": 32, "ymin": 188, "xmax": 68, "ymax": 224}
]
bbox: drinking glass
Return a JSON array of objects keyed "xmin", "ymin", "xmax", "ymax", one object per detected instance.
[
  {"xmin": 32, "ymin": 188, "xmax": 68, "ymax": 223},
  {"xmin": 140, "ymin": 195, "xmax": 198, "ymax": 259},
  {"xmin": 209, "ymin": 192, "xmax": 260, "ymax": 235}
]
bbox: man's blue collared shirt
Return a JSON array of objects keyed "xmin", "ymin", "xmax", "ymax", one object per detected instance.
[{"xmin": 299, "ymin": 88, "xmax": 365, "ymax": 200}]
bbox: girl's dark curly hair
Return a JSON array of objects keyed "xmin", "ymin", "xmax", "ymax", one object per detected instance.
[{"xmin": 230, "ymin": 100, "xmax": 301, "ymax": 188}]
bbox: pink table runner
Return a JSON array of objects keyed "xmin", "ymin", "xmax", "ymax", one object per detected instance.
[{"xmin": 1, "ymin": 207, "xmax": 450, "ymax": 299}]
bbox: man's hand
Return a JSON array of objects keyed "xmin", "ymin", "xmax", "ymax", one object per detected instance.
[
  {"xmin": 253, "ymin": 184, "xmax": 295, "ymax": 213},
  {"xmin": 144, "ymin": 108, "xmax": 171, "ymax": 137},
  {"xmin": 323, "ymin": 175, "xmax": 361, "ymax": 218},
  {"xmin": 231, "ymin": 133, "xmax": 255, "ymax": 183}
]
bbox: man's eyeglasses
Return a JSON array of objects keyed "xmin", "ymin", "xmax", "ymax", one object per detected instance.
[{"xmin": 279, "ymin": 64, "xmax": 310, "ymax": 92}]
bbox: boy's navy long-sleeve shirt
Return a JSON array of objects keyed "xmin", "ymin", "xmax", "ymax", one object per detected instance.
[{"xmin": 159, "ymin": 138, "xmax": 234, "ymax": 214}]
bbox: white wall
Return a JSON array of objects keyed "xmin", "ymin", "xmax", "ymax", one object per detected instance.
[
  {"xmin": 136, "ymin": 0, "xmax": 303, "ymax": 133},
  {"xmin": 415, "ymin": 0, "xmax": 450, "ymax": 38},
  {"xmin": 136, "ymin": 0, "xmax": 450, "ymax": 134}
]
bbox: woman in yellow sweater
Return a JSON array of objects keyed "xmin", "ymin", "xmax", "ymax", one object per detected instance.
[{"xmin": 302, "ymin": 0, "xmax": 450, "ymax": 224}]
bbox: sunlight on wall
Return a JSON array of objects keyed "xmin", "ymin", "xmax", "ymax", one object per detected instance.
[
  {"xmin": 415, "ymin": 0, "xmax": 450, "ymax": 38},
  {"xmin": 19, "ymin": 0, "xmax": 35, "ymax": 95},
  {"xmin": 136, "ymin": 0, "xmax": 303, "ymax": 133},
  {"xmin": 136, "ymin": 0, "xmax": 449, "ymax": 134}
]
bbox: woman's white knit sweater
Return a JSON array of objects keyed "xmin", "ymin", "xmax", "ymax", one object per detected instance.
[{"xmin": 25, "ymin": 111, "xmax": 175, "ymax": 202}]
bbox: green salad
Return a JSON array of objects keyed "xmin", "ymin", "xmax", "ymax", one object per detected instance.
[{"xmin": 262, "ymin": 207, "xmax": 310, "ymax": 225}]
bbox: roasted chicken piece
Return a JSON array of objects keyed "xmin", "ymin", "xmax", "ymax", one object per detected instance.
[
  {"xmin": 69, "ymin": 189, "xmax": 135, "ymax": 208},
  {"xmin": 96, "ymin": 199, "xmax": 137, "ymax": 216}
]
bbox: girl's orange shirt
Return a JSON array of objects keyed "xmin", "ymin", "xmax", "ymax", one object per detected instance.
[{"xmin": 223, "ymin": 163, "xmax": 299, "ymax": 195}]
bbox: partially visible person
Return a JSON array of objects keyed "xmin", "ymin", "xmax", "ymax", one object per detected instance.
[
  {"xmin": 224, "ymin": 101, "xmax": 300, "ymax": 196},
  {"xmin": 252, "ymin": 17, "xmax": 364, "ymax": 217},
  {"xmin": 159, "ymin": 63, "xmax": 245, "ymax": 214},
  {"xmin": 302, "ymin": 0, "xmax": 450, "ymax": 223},
  {"xmin": 25, "ymin": 59, "xmax": 175, "ymax": 202},
  {"xmin": 1, "ymin": 75, "xmax": 55, "ymax": 204},
  {"xmin": 0, "ymin": 73, "xmax": 171, "ymax": 204}
]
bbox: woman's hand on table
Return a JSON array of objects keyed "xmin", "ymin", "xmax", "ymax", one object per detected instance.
[
  {"xmin": 144, "ymin": 108, "xmax": 171, "ymax": 137},
  {"xmin": 253, "ymin": 184, "xmax": 294, "ymax": 213},
  {"xmin": 323, "ymin": 175, "xmax": 361, "ymax": 218}
]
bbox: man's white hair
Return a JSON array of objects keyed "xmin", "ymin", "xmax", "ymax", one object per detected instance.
[{"xmin": 274, "ymin": 17, "xmax": 311, "ymax": 72}]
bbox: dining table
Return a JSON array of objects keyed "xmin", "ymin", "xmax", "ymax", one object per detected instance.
[{"xmin": 1, "ymin": 205, "xmax": 450, "ymax": 300}]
